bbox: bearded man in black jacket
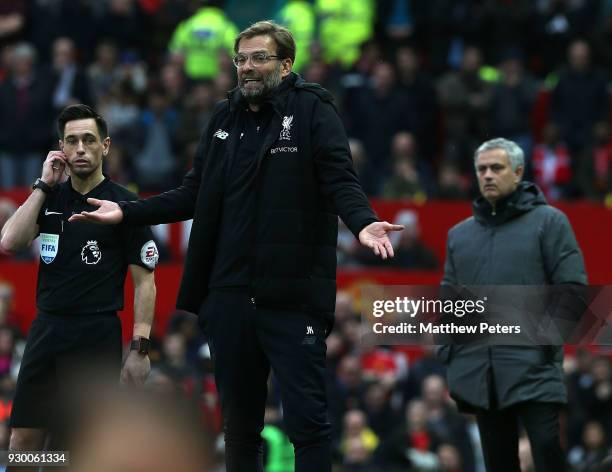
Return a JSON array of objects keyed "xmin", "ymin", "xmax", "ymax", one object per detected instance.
[{"xmin": 70, "ymin": 21, "xmax": 402, "ymax": 472}]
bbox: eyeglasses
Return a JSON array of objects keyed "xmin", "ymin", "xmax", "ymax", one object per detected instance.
[{"xmin": 233, "ymin": 52, "xmax": 280, "ymax": 68}]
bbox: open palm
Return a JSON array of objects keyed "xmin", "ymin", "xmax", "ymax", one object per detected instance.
[
  {"xmin": 358, "ymin": 222, "xmax": 404, "ymax": 259},
  {"xmin": 68, "ymin": 198, "xmax": 123, "ymax": 224}
]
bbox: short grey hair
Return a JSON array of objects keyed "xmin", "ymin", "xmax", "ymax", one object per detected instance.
[{"xmin": 474, "ymin": 138, "xmax": 524, "ymax": 171}]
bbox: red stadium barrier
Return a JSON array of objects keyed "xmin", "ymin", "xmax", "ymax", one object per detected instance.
[{"xmin": 2, "ymin": 190, "xmax": 612, "ymax": 339}]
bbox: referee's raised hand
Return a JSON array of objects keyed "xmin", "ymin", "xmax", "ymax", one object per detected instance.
[
  {"xmin": 42, "ymin": 150, "xmax": 68, "ymax": 187},
  {"xmin": 68, "ymin": 198, "xmax": 124, "ymax": 224}
]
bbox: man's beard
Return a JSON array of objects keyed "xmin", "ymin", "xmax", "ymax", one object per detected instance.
[{"xmin": 239, "ymin": 63, "xmax": 283, "ymax": 104}]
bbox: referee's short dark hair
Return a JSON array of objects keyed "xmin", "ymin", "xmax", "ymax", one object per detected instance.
[
  {"xmin": 58, "ymin": 104, "xmax": 108, "ymax": 140},
  {"xmin": 234, "ymin": 20, "xmax": 296, "ymax": 63}
]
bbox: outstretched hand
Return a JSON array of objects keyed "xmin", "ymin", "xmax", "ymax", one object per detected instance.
[
  {"xmin": 68, "ymin": 198, "xmax": 123, "ymax": 224},
  {"xmin": 358, "ymin": 221, "xmax": 404, "ymax": 260}
]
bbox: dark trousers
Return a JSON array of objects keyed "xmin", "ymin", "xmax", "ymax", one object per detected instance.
[
  {"xmin": 199, "ymin": 290, "xmax": 332, "ymax": 472},
  {"xmin": 476, "ymin": 402, "xmax": 565, "ymax": 472}
]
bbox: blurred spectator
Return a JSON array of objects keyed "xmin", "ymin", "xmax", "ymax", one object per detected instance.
[
  {"xmin": 345, "ymin": 61, "xmax": 412, "ymax": 195},
  {"xmin": 275, "ymin": 0, "xmax": 315, "ymax": 72},
  {"xmin": 437, "ymin": 46, "xmax": 491, "ymax": 172},
  {"xmin": 341, "ymin": 435, "xmax": 382, "ymax": 471},
  {"xmin": 422, "ymin": 375, "xmax": 475, "ymax": 472},
  {"xmin": 103, "ymin": 144, "xmax": 132, "ymax": 187},
  {"xmin": 0, "ymin": 197, "xmax": 34, "ymax": 262},
  {"xmin": 336, "ymin": 219, "xmax": 362, "ymax": 268},
  {"xmin": 339, "ymin": 315, "xmax": 362, "ymax": 353},
  {"xmin": 168, "ymin": 0, "xmax": 238, "ymax": 81},
  {"xmin": 436, "ymin": 161, "xmax": 470, "ymax": 199},
  {"xmin": 98, "ymin": 0, "xmax": 146, "ymax": 52},
  {"xmin": 177, "ymin": 82, "xmax": 215, "ymax": 155},
  {"xmin": 328, "ymin": 355, "xmax": 368, "ymax": 439},
  {"xmin": 381, "ymin": 132, "xmax": 428, "ymax": 201},
  {"xmin": 376, "ymin": 0, "xmax": 416, "ymax": 43},
  {"xmin": 0, "ymin": 0, "xmax": 25, "ymax": 47},
  {"xmin": 437, "ymin": 442, "xmax": 463, "ymax": 472},
  {"xmin": 592, "ymin": 4, "xmax": 612, "ymax": 76},
  {"xmin": 335, "ymin": 290, "xmax": 359, "ymax": 325},
  {"xmin": 426, "ymin": 0, "xmax": 485, "ymax": 74},
  {"xmin": 550, "ymin": 39, "xmax": 608, "ymax": 159},
  {"xmin": 480, "ymin": 1, "xmax": 534, "ymax": 62},
  {"xmin": 0, "ymin": 198, "xmax": 17, "ymax": 247},
  {"xmin": 487, "ymin": 48, "xmax": 539, "ymax": 162},
  {"xmin": 361, "ymin": 346, "xmax": 406, "ymax": 387},
  {"xmin": 159, "ymin": 332, "xmax": 195, "ymax": 382},
  {"xmin": 50, "ymin": 37, "xmax": 93, "ymax": 112},
  {"xmin": 315, "ymin": 0, "xmax": 375, "ymax": 69},
  {"xmin": 388, "ymin": 210, "xmax": 438, "ymax": 270},
  {"xmin": 534, "ymin": 0, "xmax": 600, "ymax": 74},
  {"xmin": 568, "ymin": 421, "xmax": 612, "ymax": 471},
  {"xmin": 212, "ymin": 67, "xmax": 235, "ymax": 101},
  {"xmin": 375, "ymin": 399, "xmax": 441, "ymax": 471},
  {"xmin": 98, "ymin": 79, "xmax": 141, "ymax": 147},
  {"xmin": 362, "ymin": 381, "xmax": 400, "ymax": 439},
  {"xmin": 132, "ymin": 88, "xmax": 181, "ymax": 191},
  {"xmin": 26, "ymin": 0, "xmax": 97, "ymax": 64},
  {"xmin": 399, "ymin": 346, "xmax": 447, "ymax": 403},
  {"xmin": 0, "ymin": 44, "xmax": 13, "ymax": 83},
  {"xmin": 394, "ymin": 46, "xmax": 438, "ymax": 158},
  {"xmin": 576, "ymin": 122, "xmax": 612, "ymax": 201},
  {"xmin": 87, "ymin": 40, "xmax": 124, "ymax": 104},
  {"xmin": 143, "ymin": 0, "xmax": 192, "ymax": 56},
  {"xmin": 0, "ymin": 282, "xmax": 20, "ymax": 333},
  {"xmin": 0, "ymin": 41, "xmax": 53, "ymax": 189},
  {"xmin": 166, "ymin": 311, "xmax": 206, "ymax": 365},
  {"xmin": 532, "ymin": 123, "xmax": 572, "ymax": 199},
  {"xmin": 348, "ymin": 138, "xmax": 367, "ymax": 187},
  {"xmin": 160, "ymin": 62, "xmax": 187, "ymax": 109},
  {"xmin": 340, "ymin": 409, "xmax": 379, "ymax": 461},
  {"xmin": 584, "ymin": 356, "xmax": 612, "ymax": 437},
  {"xmin": 0, "ymin": 327, "xmax": 15, "ymax": 376}
]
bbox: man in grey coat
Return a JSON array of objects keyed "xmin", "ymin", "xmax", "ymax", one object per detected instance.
[{"xmin": 440, "ymin": 138, "xmax": 587, "ymax": 472}]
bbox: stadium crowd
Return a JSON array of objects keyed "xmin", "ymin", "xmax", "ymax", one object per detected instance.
[{"xmin": 0, "ymin": 0, "xmax": 612, "ymax": 470}]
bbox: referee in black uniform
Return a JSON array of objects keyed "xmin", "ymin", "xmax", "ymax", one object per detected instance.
[{"xmin": 0, "ymin": 104, "xmax": 158, "ymax": 461}]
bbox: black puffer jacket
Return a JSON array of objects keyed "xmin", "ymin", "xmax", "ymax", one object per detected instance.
[
  {"xmin": 439, "ymin": 182, "xmax": 587, "ymax": 411},
  {"xmin": 121, "ymin": 73, "xmax": 377, "ymax": 317}
]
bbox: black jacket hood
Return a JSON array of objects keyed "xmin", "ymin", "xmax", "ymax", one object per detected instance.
[{"xmin": 473, "ymin": 181, "xmax": 547, "ymax": 225}]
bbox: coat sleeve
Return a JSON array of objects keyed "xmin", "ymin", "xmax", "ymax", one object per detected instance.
[
  {"xmin": 311, "ymin": 98, "xmax": 378, "ymax": 238},
  {"xmin": 541, "ymin": 209, "xmax": 588, "ymax": 285},
  {"xmin": 120, "ymin": 106, "xmax": 221, "ymax": 225}
]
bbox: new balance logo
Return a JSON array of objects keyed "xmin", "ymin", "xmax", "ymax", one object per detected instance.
[
  {"xmin": 306, "ymin": 326, "xmax": 314, "ymax": 335},
  {"xmin": 214, "ymin": 129, "xmax": 229, "ymax": 140}
]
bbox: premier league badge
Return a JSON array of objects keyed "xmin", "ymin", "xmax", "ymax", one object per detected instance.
[
  {"xmin": 81, "ymin": 240, "xmax": 102, "ymax": 265},
  {"xmin": 40, "ymin": 233, "xmax": 59, "ymax": 264}
]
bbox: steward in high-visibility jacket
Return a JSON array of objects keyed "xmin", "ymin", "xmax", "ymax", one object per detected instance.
[
  {"xmin": 275, "ymin": 0, "xmax": 315, "ymax": 72},
  {"xmin": 169, "ymin": 5, "xmax": 238, "ymax": 80},
  {"xmin": 262, "ymin": 424, "xmax": 295, "ymax": 472},
  {"xmin": 315, "ymin": 0, "xmax": 374, "ymax": 69}
]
